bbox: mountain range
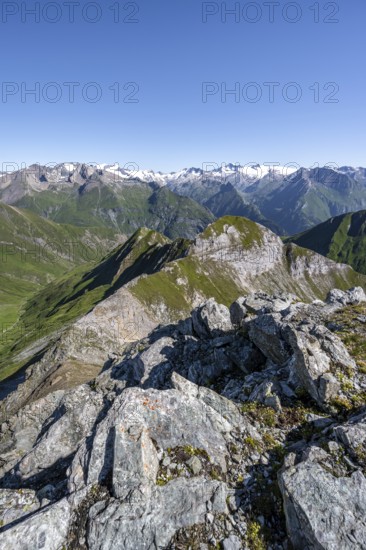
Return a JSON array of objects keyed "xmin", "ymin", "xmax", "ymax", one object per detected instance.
[
  {"xmin": 2, "ymin": 162, "xmax": 366, "ymax": 235},
  {"xmin": 2, "ymin": 162, "xmax": 366, "ymax": 386},
  {"xmin": 0, "ymin": 163, "xmax": 214, "ymax": 239}
]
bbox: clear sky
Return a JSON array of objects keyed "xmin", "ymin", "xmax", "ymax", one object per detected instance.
[{"xmin": 0, "ymin": 0, "xmax": 365, "ymax": 172}]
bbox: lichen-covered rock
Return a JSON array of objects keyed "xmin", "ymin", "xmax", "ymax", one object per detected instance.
[
  {"xmin": 125, "ymin": 336, "xmax": 175, "ymax": 388},
  {"xmin": 0, "ymin": 488, "xmax": 40, "ymax": 528},
  {"xmin": 244, "ymin": 292, "xmax": 296, "ymax": 315},
  {"xmin": 334, "ymin": 411, "xmax": 366, "ymax": 453},
  {"xmin": 0, "ymin": 390, "xmax": 65, "ymax": 478},
  {"xmin": 69, "ymin": 385, "xmax": 232, "ymax": 496},
  {"xmin": 0, "ymin": 497, "xmax": 71, "ymax": 549}
]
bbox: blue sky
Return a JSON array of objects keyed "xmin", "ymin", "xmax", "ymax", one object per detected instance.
[{"xmin": 0, "ymin": 0, "xmax": 364, "ymax": 171}]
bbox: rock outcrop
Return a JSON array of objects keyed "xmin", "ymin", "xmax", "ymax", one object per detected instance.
[
  {"xmin": 279, "ymin": 446, "xmax": 366, "ymax": 549},
  {"xmin": 1, "ymin": 288, "xmax": 366, "ymax": 548}
]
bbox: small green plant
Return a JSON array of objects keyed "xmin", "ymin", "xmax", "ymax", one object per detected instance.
[
  {"xmin": 22, "ymin": 504, "xmax": 32, "ymax": 512},
  {"xmin": 180, "ymin": 445, "xmax": 210, "ymax": 460},
  {"xmin": 89, "ymin": 380, "xmax": 97, "ymax": 391},
  {"xmin": 246, "ymin": 520, "xmax": 266, "ymax": 550},
  {"xmin": 240, "ymin": 402, "xmax": 277, "ymax": 427},
  {"xmin": 262, "ymin": 432, "xmax": 277, "ymax": 450},
  {"xmin": 351, "ymin": 392, "xmax": 366, "ymax": 409},
  {"xmin": 295, "ymin": 386, "xmax": 308, "ymax": 400},
  {"xmin": 331, "ymin": 396, "xmax": 353, "ymax": 413},
  {"xmin": 156, "ymin": 475, "xmax": 173, "ymax": 486},
  {"xmin": 209, "ymin": 466, "xmax": 222, "ymax": 481},
  {"xmin": 336, "ymin": 372, "xmax": 354, "ymax": 393},
  {"xmin": 244, "ymin": 436, "xmax": 262, "ymax": 452},
  {"xmin": 354, "ymin": 444, "xmax": 366, "ymax": 464},
  {"xmin": 357, "ymin": 360, "xmax": 366, "ymax": 374},
  {"xmin": 229, "ymin": 443, "xmax": 239, "ymax": 454}
]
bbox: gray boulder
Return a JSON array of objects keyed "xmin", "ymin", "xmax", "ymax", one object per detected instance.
[
  {"xmin": 334, "ymin": 411, "xmax": 366, "ymax": 452},
  {"xmin": 248, "ymin": 313, "xmax": 290, "ymax": 365},
  {"xmin": 0, "ymin": 488, "xmax": 40, "ymax": 528},
  {"xmin": 0, "ymin": 390, "xmax": 65, "ymax": 478},
  {"xmin": 326, "ymin": 287, "xmax": 366, "ymax": 306},
  {"xmin": 244, "ymin": 292, "xmax": 296, "ymax": 315},
  {"xmin": 284, "ymin": 323, "xmax": 355, "ymax": 406},
  {"xmin": 192, "ymin": 298, "xmax": 233, "ymax": 338},
  {"xmin": 15, "ymin": 384, "xmax": 103, "ymax": 482},
  {"xmin": 171, "ymin": 372, "xmax": 242, "ymax": 427},
  {"xmin": 68, "ymin": 385, "xmax": 232, "ymax": 495},
  {"xmin": 229, "ymin": 297, "xmax": 247, "ymax": 326},
  {"xmin": 249, "ymin": 380, "xmax": 282, "ymax": 411},
  {"xmin": 222, "ymin": 534, "xmax": 242, "ymax": 549},
  {"xmin": 129, "ymin": 336, "xmax": 175, "ymax": 388},
  {"xmin": 87, "ymin": 477, "xmax": 227, "ymax": 550},
  {"xmin": 0, "ymin": 497, "xmax": 71, "ymax": 550},
  {"xmin": 279, "ymin": 455, "xmax": 366, "ymax": 549}
]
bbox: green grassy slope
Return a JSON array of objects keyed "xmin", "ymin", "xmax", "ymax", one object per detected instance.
[
  {"xmin": 0, "ymin": 202, "xmax": 118, "ymax": 328},
  {"xmin": 0, "ymin": 228, "xmax": 189, "ymax": 378},
  {"xmin": 286, "ymin": 211, "xmax": 366, "ymax": 274},
  {"xmin": 14, "ymin": 182, "xmax": 214, "ymax": 239}
]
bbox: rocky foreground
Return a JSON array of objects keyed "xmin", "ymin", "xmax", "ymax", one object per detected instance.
[{"xmin": 1, "ymin": 288, "xmax": 366, "ymax": 549}]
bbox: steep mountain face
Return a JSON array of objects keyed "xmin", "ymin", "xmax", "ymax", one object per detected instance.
[
  {"xmin": 1, "ymin": 216, "xmax": 364, "ymax": 406},
  {"xmin": 130, "ymin": 216, "xmax": 365, "ymax": 321},
  {"xmin": 165, "ymin": 165, "xmax": 295, "ymax": 233},
  {"xmin": 0, "ymin": 203, "xmax": 120, "ymax": 327},
  {"xmin": 204, "ymin": 182, "xmax": 282, "ymax": 233},
  {"xmin": 1, "ymin": 288, "xmax": 366, "ymax": 549},
  {"xmin": 0, "ymin": 164, "xmax": 214, "ymax": 239},
  {"xmin": 165, "ymin": 163, "xmax": 296, "ymax": 192},
  {"xmin": 163, "ymin": 164, "xmax": 366, "ymax": 235},
  {"xmin": 251, "ymin": 167, "xmax": 366, "ymax": 235},
  {"xmin": 286, "ymin": 210, "xmax": 366, "ymax": 275}
]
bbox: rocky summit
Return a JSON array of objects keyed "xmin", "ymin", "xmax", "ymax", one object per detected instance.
[{"xmin": 1, "ymin": 287, "xmax": 366, "ymax": 549}]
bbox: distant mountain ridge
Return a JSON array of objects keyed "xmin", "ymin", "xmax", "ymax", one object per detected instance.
[
  {"xmin": 1, "ymin": 162, "xmax": 366, "ymax": 235},
  {"xmin": 0, "ymin": 163, "xmax": 214, "ymax": 239}
]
